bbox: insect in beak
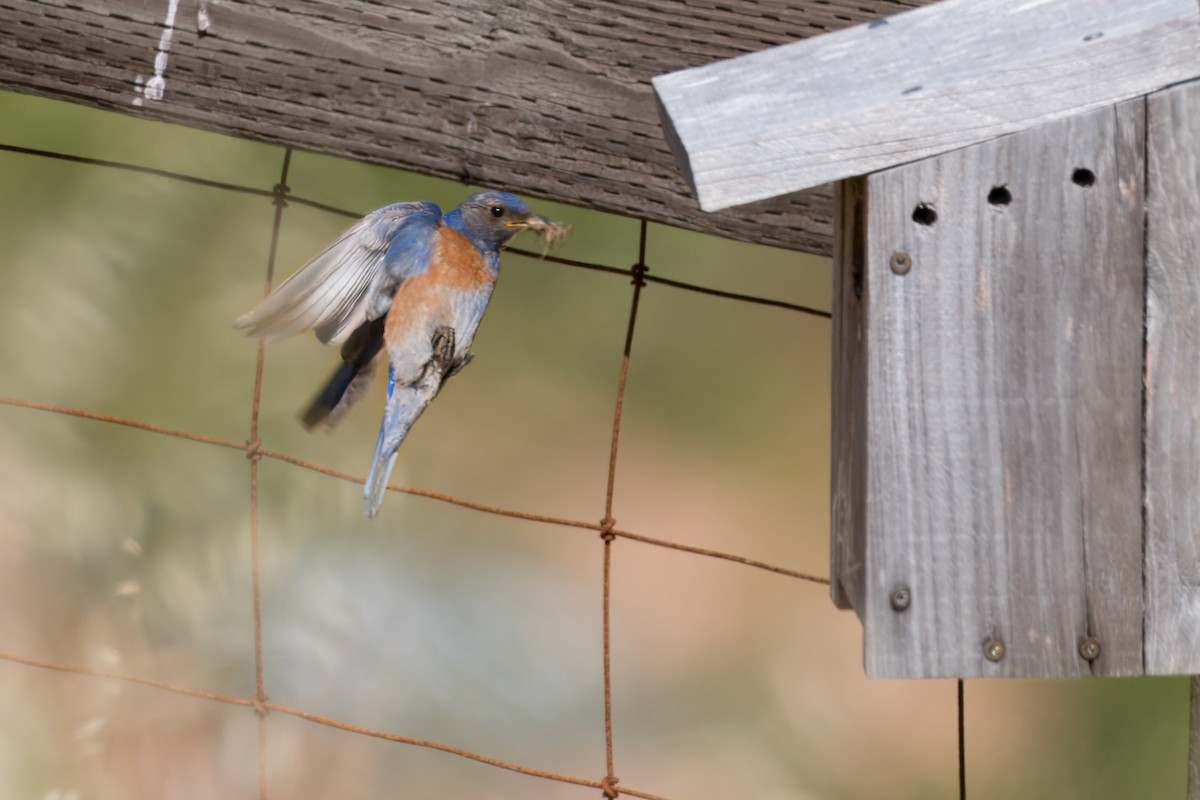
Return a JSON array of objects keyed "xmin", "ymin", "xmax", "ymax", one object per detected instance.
[{"xmin": 509, "ymin": 214, "xmax": 571, "ymax": 245}]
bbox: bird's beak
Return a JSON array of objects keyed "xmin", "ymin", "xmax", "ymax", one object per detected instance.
[{"xmin": 507, "ymin": 213, "xmax": 571, "ymax": 244}]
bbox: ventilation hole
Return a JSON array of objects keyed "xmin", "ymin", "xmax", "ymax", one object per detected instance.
[
  {"xmin": 912, "ymin": 203, "xmax": 938, "ymax": 226},
  {"xmin": 987, "ymin": 186, "xmax": 1012, "ymax": 206},
  {"xmin": 1072, "ymin": 168, "xmax": 1096, "ymax": 187}
]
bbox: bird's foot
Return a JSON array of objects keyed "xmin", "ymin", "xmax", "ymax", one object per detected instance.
[
  {"xmin": 430, "ymin": 325, "xmax": 457, "ymax": 373},
  {"xmin": 429, "ymin": 325, "xmax": 474, "ymax": 381}
]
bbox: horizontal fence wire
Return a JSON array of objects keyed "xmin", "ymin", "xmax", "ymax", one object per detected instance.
[
  {"xmin": 0, "ymin": 647, "xmax": 672, "ymax": 800},
  {"xmin": 0, "ymin": 138, "xmax": 833, "ymax": 800},
  {"xmin": 0, "ymin": 142, "xmax": 832, "ymax": 320},
  {"xmin": 0, "ymin": 395, "xmax": 829, "ymax": 586}
]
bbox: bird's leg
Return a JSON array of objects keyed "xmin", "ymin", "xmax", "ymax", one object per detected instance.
[
  {"xmin": 430, "ymin": 325, "xmax": 474, "ymax": 380},
  {"xmin": 430, "ymin": 326, "xmax": 456, "ymax": 373}
]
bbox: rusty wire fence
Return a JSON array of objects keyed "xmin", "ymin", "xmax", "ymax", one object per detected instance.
[
  {"xmin": 4, "ymin": 93, "xmax": 1196, "ymax": 800},
  {"xmin": 0, "ymin": 137, "xmax": 871, "ymax": 800}
]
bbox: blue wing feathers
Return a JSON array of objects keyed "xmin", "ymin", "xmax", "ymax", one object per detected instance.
[{"xmin": 300, "ymin": 316, "xmax": 386, "ymax": 429}]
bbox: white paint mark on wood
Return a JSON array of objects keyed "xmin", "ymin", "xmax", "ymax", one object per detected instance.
[{"xmin": 133, "ymin": 0, "xmax": 180, "ymax": 106}]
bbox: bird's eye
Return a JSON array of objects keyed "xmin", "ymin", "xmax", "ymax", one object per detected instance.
[{"xmin": 489, "ymin": 205, "xmax": 504, "ymax": 218}]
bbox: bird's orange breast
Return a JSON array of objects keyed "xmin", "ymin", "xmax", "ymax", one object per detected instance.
[
  {"xmin": 429, "ymin": 225, "xmax": 496, "ymax": 291},
  {"xmin": 383, "ymin": 225, "xmax": 497, "ymax": 345}
]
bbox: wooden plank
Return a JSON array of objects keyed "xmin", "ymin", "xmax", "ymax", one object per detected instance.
[
  {"xmin": 0, "ymin": 0, "xmax": 937, "ymax": 255},
  {"xmin": 830, "ymin": 177, "xmax": 868, "ymax": 612},
  {"xmin": 1145, "ymin": 79, "xmax": 1200, "ymax": 675},
  {"xmin": 653, "ymin": 0, "xmax": 1200, "ymax": 211},
  {"xmin": 855, "ymin": 100, "xmax": 1145, "ymax": 678}
]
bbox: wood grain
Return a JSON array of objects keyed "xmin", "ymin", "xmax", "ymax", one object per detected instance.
[
  {"xmin": 1144, "ymin": 79, "xmax": 1200, "ymax": 675},
  {"xmin": 830, "ymin": 177, "xmax": 867, "ymax": 613},
  {"xmin": 0, "ymin": 0, "xmax": 933, "ymax": 255},
  {"xmin": 654, "ymin": 0, "xmax": 1200, "ymax": 211},
  {"xmin": 841, "ymin": 101, "xmax": 1146, "ymax": 679}
]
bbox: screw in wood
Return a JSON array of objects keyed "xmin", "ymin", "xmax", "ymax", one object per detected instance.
[
  {"xmin": 1078, "ymin": 637, "xmax": 1102, "ymax": 661},
  {"xmin": 889, "ymin": 251, "xmax": 912, "ymax": 275},
  {"xmin": 982, "ymin": 638, "xmax": 1006, "ymax": 662},
  {"xmin": 889, "ymin": 585, "xmax": 912, "ymax": 612}
]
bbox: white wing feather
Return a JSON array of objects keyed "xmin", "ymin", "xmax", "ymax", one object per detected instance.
[{"xmin": 234, "ymin": 202, "xmax": 438, "ymax": 345}]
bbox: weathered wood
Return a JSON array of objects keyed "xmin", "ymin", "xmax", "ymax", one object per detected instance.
[
  {"xmin": 834, "ymin": 101, "xmax": 1146, "ymax": 679},
  {"xmin": 1145, "ymin": 79, "xmax": 1200, "ymax": 675},
  {"xmin": 0, "ymin": 0, "xmax": 935, "ymax": 255},
  {"xmin": 830, "ymin": 177, "xmax": 867, "ymax": 612},
  {"xmin": 654, "ymin": 0, "xmax": 1200, "ymax": 211}
]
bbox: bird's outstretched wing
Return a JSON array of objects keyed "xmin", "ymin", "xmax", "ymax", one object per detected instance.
[{"xmin": 234, "ymin": 201, "xmax": 442, "ymax": 345}]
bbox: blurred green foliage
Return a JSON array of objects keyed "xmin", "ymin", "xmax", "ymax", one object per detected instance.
[{"xmin": 0, "ymin": 90, "xmax": 1188, "ymax": 800}]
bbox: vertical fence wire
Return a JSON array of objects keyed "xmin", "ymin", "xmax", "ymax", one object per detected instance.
[
  {"xmin": 246, "ymin": 147, "xmax": 294, "ymax": 800},
  {"xmin": 958, "ymin": 679, "xmax": 966, "ymax": 800},
  {"xmin": 598, "ymin": 219, "xmax": 650, "ymax": 798}
]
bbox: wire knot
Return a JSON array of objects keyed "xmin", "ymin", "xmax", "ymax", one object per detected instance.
[
  {"xmin": 600, "ymin": 775, "xmax": 620, "ymax": 798},
  {"xmin": 252, "ymin": 692, "xmax": 270, "ymax": 718},
  {"xmin": 599, "ymin": 517, "xmax": 616, "ymax": 542},
  {"xmin": 244, "ymin": 437, "xmax": 263, "ymax": 462},
  {"xmin": 272, "ymin": 182, "xmax": 291, "ymax": 209},
  {"xmin": 630, "ymin": 263, "xmax": 648, "ymax": 288}
]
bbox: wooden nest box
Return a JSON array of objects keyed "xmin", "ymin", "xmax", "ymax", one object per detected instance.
[{"xmin": 654, "ymin": 0, "xmax": 1200, "ymax": 678}]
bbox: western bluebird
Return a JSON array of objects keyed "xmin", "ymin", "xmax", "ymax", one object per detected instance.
[{"xmin": 236, "ymin": 190, "xmax": 568, "ymax": 517}]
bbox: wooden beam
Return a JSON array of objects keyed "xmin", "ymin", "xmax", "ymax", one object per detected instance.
[
  {"xmin": 1145, "ymin": 78, "xmax": 1200, "ymax": 675},
  {"xmin": 834, "ymin": 100, "xmax": 1146, "ymax": 679},
  {"xmin": 0, "ymin": 0, "xmax": 935, "ymax": 255},
  {"xmin": 654, "ymin": 0, "xmax": 1200, "ymax": 211}
]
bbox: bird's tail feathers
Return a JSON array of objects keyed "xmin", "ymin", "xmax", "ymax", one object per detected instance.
[
  {"xmin": 362, "ymin": 366, "xmax": 441, "ymax": 518},
  {"xmin": 362, "ymin": 326, "xmax": 466, "ymax": 518},
  {"xmin": 363, "ymin": 427, "xmax": 403, "ymax": 519}
]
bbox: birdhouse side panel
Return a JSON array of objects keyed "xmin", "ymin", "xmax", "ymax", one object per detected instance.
[
  {"xmin": 851, "ymin": 101, "xmax": 1146, "ymax": 679},
  {"xmin": 1145, "ymin": 78, "xmax": 1200, "ymax": 675},
  {"xmin": 831, "ymin": 176, "xmax": 869, "ymax": 614}
]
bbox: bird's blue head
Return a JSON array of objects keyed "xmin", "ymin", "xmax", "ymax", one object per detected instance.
[{"xmin": 445, "ymin": 191, "xmax": 557, "ymax": 251}]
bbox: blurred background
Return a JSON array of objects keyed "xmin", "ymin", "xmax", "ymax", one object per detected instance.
[{"xmin": 0, "ymin": 89, "xmax": 1188, "ymax": 799}]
